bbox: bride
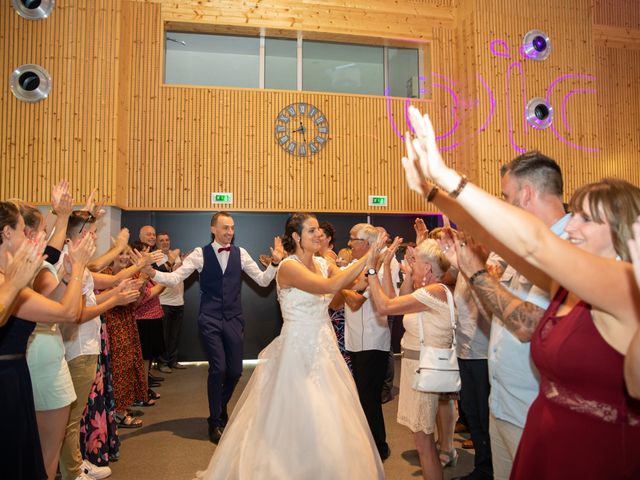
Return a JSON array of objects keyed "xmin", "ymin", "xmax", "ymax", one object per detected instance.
[{"xmin": 195, "ymin": 213, "xmax": 385, "ymax": 479}]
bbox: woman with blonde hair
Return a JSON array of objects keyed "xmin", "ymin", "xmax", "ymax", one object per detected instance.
[{"xmin": 366, "ymin": 238, "xmax": 457, "ymax": 480}]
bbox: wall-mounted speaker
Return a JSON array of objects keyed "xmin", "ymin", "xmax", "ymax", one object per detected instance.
[
  {"xmin": 522, "ymin": 29, "xmax": 551, "ymax": 61},
  {"xmin": 10, "ymin": 64, "xmax": 52, "ymax": 103},
  {"xmin": 525, "ymin": 97, "xmax": 553, "ymax": 129},
  {"xmin": 12, "ymin": 0, "xmax": 55, "ymax": 20}
]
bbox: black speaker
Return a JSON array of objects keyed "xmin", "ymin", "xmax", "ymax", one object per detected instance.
[
  {"xmin": 525, "ymin": 97, "xmax": 553, "ymax": 129},
  {"xmin": 10, "ymin": 64, "xmax": 52, "ymax": 103}
]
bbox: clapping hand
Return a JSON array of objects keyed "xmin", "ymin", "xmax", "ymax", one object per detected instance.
[
  {"xmin": 270, "ymin": 237, "xmax": 285, "ymax": 265},
  {"xmin": 168, "ymin": 248, "xmax": 181, "ymax": 264},
  {"xmin": 401, "ymin": 245, "xmax": 416, "ymax": 277},
  {"xmin": 436, "ymin": 228, "xmax": 459, "ymax": 268},
  {"xmin": 113, "ymin": 278, "xmax": 143, "ymax": 306},
  {"xmin": 51, "ymin": 180, "xmax": 74, "ymax": 217},
  {"xmin": 414, "ymin": 218, "xmax": 429, "ymax": 245},
  {"xmin": 259, "ymin": 255, "xmax": 272, "ymax": 268},
  {"xmin": 452, "ymin": 231, "xmax": 489, "ymax": 278},
  {"xmin": 82, "ymin": 188, "xmax": 106, "ymax": 221},
  {"xmin": 4, "ymin": 232, "xmax": 47, "ymax": 289},
  {"xmin": 367, "ymin": 231, "xmax": 389, "ymax": 269},
  {"xmin": 111, "ymin": 228, "xmax": 130, "ymax": 251},
  {"xmin": 67, "ymin": 233, "xmax": 96, "ymax": 270},
  {"xmin": 382, "ymin": 236, "xmax": 403, "ymax": 268}
]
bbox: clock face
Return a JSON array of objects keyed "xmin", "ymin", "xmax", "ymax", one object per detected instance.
[{"xmin": 274, "ymin": 103, "xmax": 329, "ymax": 156}]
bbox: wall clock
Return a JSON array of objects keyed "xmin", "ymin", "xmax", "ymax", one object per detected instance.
[{"xmin": 274, "ymin": 102, "xmax": 329, "ymax": 156}]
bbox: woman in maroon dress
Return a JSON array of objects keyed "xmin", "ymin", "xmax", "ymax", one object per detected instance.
[{"xmin": 401, "ymin": 106, "xmax": 640, "ymax": 479}]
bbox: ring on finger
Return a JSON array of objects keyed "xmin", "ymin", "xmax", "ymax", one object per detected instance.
[{"xmin": 460, "ymin": 241, "xmax": 467, "ymax": 247}]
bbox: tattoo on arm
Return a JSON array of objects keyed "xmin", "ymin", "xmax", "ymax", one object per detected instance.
[{"xmin": 470, "ymin": 273, "xmax": 544, "ymax": 342}]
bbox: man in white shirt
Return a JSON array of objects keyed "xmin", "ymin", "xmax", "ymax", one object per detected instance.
[
  {"xmin": 156, "ymin": 232, "xmax": 186, "ymax": 373},
  {"xmin": 343, "ymin": 223, "xmax": 399, "ymax": 461},
  {"xmin": 145, "ymin": 212, "xmax": 284, "ymax": 444}
]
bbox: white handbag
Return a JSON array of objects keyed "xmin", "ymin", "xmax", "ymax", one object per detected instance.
[{"xmin": 412, "ymin": 284, "xmax": 461, "ymax": 393}]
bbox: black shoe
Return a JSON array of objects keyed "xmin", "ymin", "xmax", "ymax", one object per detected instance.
[
  {"xmin": 379, "ymin": 444, "xmax": 391, "ymax": 462},
  {"xmin": 148, "ymin": 381, "xmax": 161, "ymax": 388},
  {"xmin": 148, "ymin": 373, "xmax": 164, "ymax": 382},
  {"xmin": 381, "ymin": 391, "xmax": 394, "ymax": 404},
  {"xmin": 208, "ymin": 426, "xmax": 223, "ymax": 444}
]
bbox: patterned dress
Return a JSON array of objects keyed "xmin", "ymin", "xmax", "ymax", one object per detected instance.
[
  {"xmin": 329, "ymin": 307, "xmax": 352, "ymax": 371},
  {"xmin": 102, "ymin": 268, "xmax": 148, "ymax": 409},
  {"xmin": 80, "ymin": 317, "xmax": 120, "ymax": 465}
]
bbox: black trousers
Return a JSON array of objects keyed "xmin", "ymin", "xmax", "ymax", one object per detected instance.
[
  {"xmin": 160, "ymin": 304, "xmax": 184, "ymax": 366},
  {"xmin": 348, "ymin": 349, "xmax": 389, "ymax": 455},
  {"xmin": 459, "ymin": 358, "xmax": 493, "ymax": 477}
]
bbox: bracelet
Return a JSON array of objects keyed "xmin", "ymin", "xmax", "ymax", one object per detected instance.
[
  {"xmin": 271, "ymin": 261, "xmax": 280, "ymax": 267},
  {"xmin": 468, "ymin": 268, "xmax": 488, "ymax": 285},
  {"xmin": 448, "ymin": 175, "xmax": 468, "ymax": 199},
  {"xmin": 425, "ymin": 185, "xmax": 439, "ymax": 202}
]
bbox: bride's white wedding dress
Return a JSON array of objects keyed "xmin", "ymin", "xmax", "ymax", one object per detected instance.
[{"xmin": 195, "ymin": 256, "xmax": 384, "ymax": 479}]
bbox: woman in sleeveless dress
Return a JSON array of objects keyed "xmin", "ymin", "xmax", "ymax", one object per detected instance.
[
  {"xmin": 401, "ymin": 107, "xmax": 640, "ymax": 479},
  {"xmin": 366, "ymin": 238, "xmax": 456, "ymax": 480},
  {"xmin": 195, "ymin": 213, "xmax": 385, "ymax": 480}
]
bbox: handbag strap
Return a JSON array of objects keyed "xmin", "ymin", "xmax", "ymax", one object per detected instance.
[{"xmin": 417, "ymin": 284, "xmax": 457, "ymax": 348}]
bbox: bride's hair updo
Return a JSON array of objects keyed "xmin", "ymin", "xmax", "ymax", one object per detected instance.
[{"xmin": 282, "ymin": 213, "xmax": 316, "ymax": 254}]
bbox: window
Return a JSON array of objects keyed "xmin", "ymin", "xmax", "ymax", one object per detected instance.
[
  {"xmin": 164, "ymin": 31, "xmax": 424, "ymax": 98},
  {"xmin": 165, "ymin": 32, "xmax": 259, "ymax": 88},
  {"xmin": 302, "ymin": 41, "xmax": 383, "ymax": 95}
]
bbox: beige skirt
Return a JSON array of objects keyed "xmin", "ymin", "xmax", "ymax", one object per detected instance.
[{"xmin": 397, "ymin": 356, "xmax": 440, "ymax": 434}]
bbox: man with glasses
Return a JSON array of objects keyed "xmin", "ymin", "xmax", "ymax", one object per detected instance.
[{"xmin": 343, "ymin": 223, "xmax": 399, "ymax": 461}]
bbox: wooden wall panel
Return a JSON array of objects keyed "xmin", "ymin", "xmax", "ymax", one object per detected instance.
[
  {"xmin": 0, "ymin": 0, "xmax": 120, "ymax": 203},
  {"xmin": 3, "ymin": 0, "xmax": 640, "ymax": 212}
]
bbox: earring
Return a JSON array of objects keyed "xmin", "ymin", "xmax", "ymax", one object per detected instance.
[{"xmin": 421, "ymin": 273, "xmax": 428, "ymax": 287}]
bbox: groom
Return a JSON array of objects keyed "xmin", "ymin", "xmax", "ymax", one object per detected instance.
[{"xmin": 146, "ymin": 212, "xmax": 284, "ymax": 443}]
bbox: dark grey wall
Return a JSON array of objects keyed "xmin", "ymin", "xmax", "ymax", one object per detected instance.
[{"xmin": 121, "ymin": 211, "xmax": 442, "ymax": 360}]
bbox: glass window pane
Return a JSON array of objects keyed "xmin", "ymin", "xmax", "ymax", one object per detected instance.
[
  {"xmin": 388, "ymin": 47, "xmax": 420, "ymax": 98},
  {"xmin": 265, "ymin": 38, "xmax": 297, "ymax": 90},
  {"xmin": 164, "ymin": 32, "xmax": 259, "ymax": 88},
  {"xmin": 302, "ymin": 41, "xmax": 383, "ymax": 95}
]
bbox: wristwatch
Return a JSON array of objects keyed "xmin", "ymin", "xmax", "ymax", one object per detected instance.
[{"xmin": 364, "ymin": 267, "xmax": 377, "ymax": 277}]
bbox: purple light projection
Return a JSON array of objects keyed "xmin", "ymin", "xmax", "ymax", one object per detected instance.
[{"xmin": 384, "ymin": 39, "xmax": 598, "ymax": 153}]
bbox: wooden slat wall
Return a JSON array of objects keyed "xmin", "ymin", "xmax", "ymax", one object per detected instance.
[
  {"xmin": 117, "ymin": 0, "xmax": 457, "ymax": 212},
  {"xmin": 0, "ymin": 0, "xmax": 120, "ymax": 203},
  {"xmin": 3, "ymin": 0, "xmax": 640, "ymax": 211}
]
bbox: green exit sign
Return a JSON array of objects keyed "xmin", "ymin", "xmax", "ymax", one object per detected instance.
[
  {"xmin": 368, "ymin": 195, "xmax": 388, "ymax": 207},
  {"xmin": 211, "ymin": 192, "xmax": 233, "ymax": 204}
]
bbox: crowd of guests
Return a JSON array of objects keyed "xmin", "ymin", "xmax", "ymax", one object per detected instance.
[
  {"xmin": 3, "ymin": 120, "xmax": 640, "ymax": 479},
  {"xmin": 0, "ymin": 182, "xmax": 194, "ymax": 480}
]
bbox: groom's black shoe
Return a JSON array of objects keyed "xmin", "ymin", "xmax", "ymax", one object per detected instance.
[{"xmin": 208, "ymin": 426, "xmax": 223, "ymax": 444}]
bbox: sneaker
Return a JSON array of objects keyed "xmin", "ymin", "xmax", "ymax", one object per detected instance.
[
  {"xmin": 81, "ymin": 459, "xmax": 112, "ymax": 479},
  {"xmin": 157, "ymin": 364, "xmax": 173, "ymax": 374},
  {"xmin": 170, "ymin": 362, "xmax": 187, "ymax": 369},
  {"xmin": 73, "ymin": 473, "xmax": 93, "ymax": 480}
]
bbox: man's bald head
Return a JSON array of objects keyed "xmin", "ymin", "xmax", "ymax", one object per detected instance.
[{"xmin": 139, "ymin": 225, "xmax": 156, "ymax": 247}]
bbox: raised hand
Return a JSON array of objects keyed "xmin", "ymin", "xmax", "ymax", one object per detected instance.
[
  {"xmin": 114, "ymin": 278, "xmax": 143, "ymax": 305},
  {"xmin": 82, "ymin": 188, "xmax": 107, "ymax": 220},
  {"xmin": 383, "ymin": 236, "xmax": 403, "ymax": 266},
  {"xmin": 112, "ymin": 228, "xmax": 130, "ymax": 250},
  {"xmin": 259, "ymin": 254, "xmax": 272, "ymax": 268},
  {"xmin": 436, "ymin": 228, "xmax": 459, "ymax": 269},
  {"xmin": 51, "ymin": 180, "xmax": 74, "ymax": 217},
  {"xmin": 270, "ymin": 236, "xmax": 285, "ymax": 264},
  {"xmin": 453, "ymin": 232, "xmax": 489, "ymax": 278},
  {"xmin": 402, "ymin": 106, "xmax": 459, "ymax": 195},
  {"xmin": 168, "ymin": 248, "xmax": 181, "ymax": 264},
  {"xmin": 401, "ymin": 245, "xmax": 416, "ymax": 277},
  {"xmin": 367, "ymin": 231, "xmax": 389, "ymax": 268},
  {"xmin": 414, "ymin": 218, "xmax": 428, "ymax": 245},
  {"xmin": 4, "ymin": 232, "xmax": 47, "ymax": 289},
  {"xmin": 67, "ymin": 233, "xmax": 96, "ymax": 269}
]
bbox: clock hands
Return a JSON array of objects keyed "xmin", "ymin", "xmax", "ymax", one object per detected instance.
[{"xmin": 293, "ymin": 122, "xmax": 307, "ymax": 143}]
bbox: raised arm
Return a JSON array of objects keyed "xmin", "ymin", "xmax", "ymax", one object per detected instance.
[
  {"xmin": 625, "ymin": 218, "xmax": 640, "ymax": 398},
  {"xmin": 12, "ymin": 233, "xmax": 96, "ymax": 324},
  {"xmin": 146, "ymin": 247, "xmax": 202, "ymax": 287},
  {"xmin": 403, "ymin": 106, "xmax": 640, "ymax": 323},
  {"xmin": 241, "ymin": 237, "xmax": 285, "ymax": 287},
  {"xmin": 48, "ymin": 179, "xmax": 74, "ymax": 252},
  {"xmin": 88, "ymin": 228, "xmax": 130, "ymax": 272}
]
